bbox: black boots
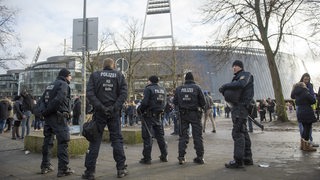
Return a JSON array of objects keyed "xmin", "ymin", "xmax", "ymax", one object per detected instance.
[
  {"xmin": 82, "ymin": 172, "xmax": 95, "ymax": 180},
  {"xmin": 159, "ymin": 155, "xmax": 168, "ymax": 162},
  {"xmin": 57, "ymin": 167, "xmax": 74, "ymax": 177},
  {"xmin": 178, "ymin": 157, "xmax": 185, "ymax": 165},
  {"xmin": 117, "ymin": 168, "xmax": 129, "ymax": 178},
  {"xmin": 41, "ymin": 164, "xmax": 54, "ymax": 174},
  {"xmin": 243, "ymin": 158, "xmax": 254, "ymax": 166},
  {"xmin": 139, "ymin": 158, "xmax": 151, "ymax": 164},
  {"xmin": 193, "ymin": 157, "xmax": 205, "ymax": 164},
  {"xmin": 225, "ymin": 160, "xmax": 244, "ymax": 169}
]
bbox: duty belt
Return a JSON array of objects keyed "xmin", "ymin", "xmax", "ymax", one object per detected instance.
[{"xmin": 179, "ymin": 108, "xmax": 201, "ymax": 115}]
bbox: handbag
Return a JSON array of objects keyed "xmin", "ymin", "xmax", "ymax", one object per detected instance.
[{"xmin": 82, "ymin": 120, "xmax": 99, "ymax": 142}]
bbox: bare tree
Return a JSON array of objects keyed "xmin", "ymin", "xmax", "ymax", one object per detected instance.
[
  {"xmin": 0, "ymin": 1, "xmax": 25, "ymax": 70},
  {"xmin": 87, "ymin": 31, "xmax": 113, "ymax": 73},
  {"xmin": 112, "ymin": 18, "xmax": 146, "ymax": 99},
  {"xmin": 200, "ymin": 0, "xmax": 320, "ymax": 122}
]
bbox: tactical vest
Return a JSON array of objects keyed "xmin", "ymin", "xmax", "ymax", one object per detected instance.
[
  {"xmin": 147, "ymin": 85, "xmax": 166, "ymax": 112},
  {"xmin": 177, "ymin": 85, "xmax": 199, "ymax": 110}
]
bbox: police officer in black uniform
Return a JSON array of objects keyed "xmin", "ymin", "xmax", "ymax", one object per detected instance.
[
  {"xmin": 173, "ymin": 72, "xmax": 206, "ymax": 165},
  {"xmin": 219, "ymin": 60, "xmax": 254, "ymax": 168},
  {"xmin": 138, "ymin": 75, "xmax": 168, "ymax": 164},
  {"xmin": 82, "ymin": 58, "xmax": 128, "ymax": 179},
  {"xmin": 40, "ymin": 68, "xmax": 74, "ymax": 177}
]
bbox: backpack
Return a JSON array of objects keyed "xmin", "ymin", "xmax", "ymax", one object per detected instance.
[
  {"xmin": 82, "ymin": 120, "xmax": 99, "ymax": 142},
  {"xmin": 204, "ymin": 95, "xmax": 213, "ymax": 110}
]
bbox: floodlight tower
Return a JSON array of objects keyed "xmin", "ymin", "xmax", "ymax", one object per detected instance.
[{"xmin": 141, "ymin": 0, "xmax": 174, "ymax": 47}]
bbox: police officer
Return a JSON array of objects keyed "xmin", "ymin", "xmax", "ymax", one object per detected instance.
[
  {"xmin": 173, "ymin": 72, "xmax": 206, "ymax": 165},
  {"xmin": 40, "ymin": 68, "xmax": 74, "ymax": 177},
  {"xmin": 219, "ymin": 60, "xmax": 254, "ymax": 168},
  {"xmin": 82, "ymin": 58, "xmax": 128, "ymax": 179},
  {"xmin": 138, "ymin": 75, "xmax": 168, "ymax": 164}
]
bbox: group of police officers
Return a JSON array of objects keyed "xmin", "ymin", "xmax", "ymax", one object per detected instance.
[{"xmin": 37, "ymin": 58, "xmax": 254, "ymax": 179}]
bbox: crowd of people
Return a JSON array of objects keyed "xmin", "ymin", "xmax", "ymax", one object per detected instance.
[{"xmin": 1, "ymin": 58, "xmax": 320, "ymax": 179}]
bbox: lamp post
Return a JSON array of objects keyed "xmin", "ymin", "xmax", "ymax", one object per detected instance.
[{"xmin": 80, "ymin": 0, "xmax": 87, "ymax": 133}]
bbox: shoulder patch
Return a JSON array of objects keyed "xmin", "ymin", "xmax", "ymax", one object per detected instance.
[{"xmin": 240, "ymin": 76, "xmax": 245, "ymax": 80}]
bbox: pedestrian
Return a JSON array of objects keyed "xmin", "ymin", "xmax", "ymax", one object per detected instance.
[
  {"xmin": 39, "ymin": 68, "xmax": 74, "ymax": 177},
  {"xmin": 163, "ymin": 99, "xmax": 173, "ymax": 127},
  {"xmin": 266, "ymin": 98, "xmax": 275, "ymax": 122},
  {"xmin": 258, "ymin": 100, "xmax": 267, "ymax": 122},
  {"xmin": 203, "ymin": 91, "xmax": 216, "ymax": 133},
  {"xmin": 219, "ymin": 60, "xmax": 254, "ymax": 168},
  {"xmin": 248, "ymin": 99, "xmax": 258, "ymax": 133},
  {"xmin": 291, "ymin": 73, "xmax": 316, "ymax": 151},
  {"xmin": 0, "ymin": 97, "xmax": 13, "ymax": 134},
  {"xmin": 82, "ymin": 58, "xmax": 128, "ymax": 179},
  {"xmin": 33, "ymin": 99, "xmax": 42, "ymax": 131},
  {"xmin": 225, "ymin": 105, "xmax": 231, "ymax": 118},
  {"xmin": 12, "ymin": 95, "xmax": 24, "ymax": 139},
  {"xmin": 20, "ymin": 89, "xmax": 35, "ymax": 139},
  {"xmin": 296, "ymin": 73, "xmax": 318, "ymax": 147},
  {"xmin": 4, "ymin": 97, "xmax": 13, "ymax": 132},
  {"xmin": 138, "ymin": 75, "xmax": 168, "ymax": 165},
  {"xmin": 316, "ymin": 92, "xmax": 320, "ymax": 121},
  {"xmin": 127, "ymin": 101, "xmax": 136, "ymax": 126},
  {"xmin": 72, "ymin": 96, "xmax": 81, "ymax": 125},
  {"xmin": 173, "ymin": 72, "xmax": 206, "ymax": 165}
]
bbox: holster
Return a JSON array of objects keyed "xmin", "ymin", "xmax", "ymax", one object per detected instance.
[
  {"xmin": 57, "ymin": 111, "xmax": 70, "ymax": 124},
  {"xmin": 143, "ymin": 111, "xmax": 152, "ymax": 118}
]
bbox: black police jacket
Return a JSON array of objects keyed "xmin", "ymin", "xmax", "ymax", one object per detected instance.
[
  {"xmin": 173, "ymin": 80, "xmax": 206, "ymax": 110},
  {"xmin": 222, "ymin": 70, "xmax": 254, "ymax": 106},
  {"xmin": 86, "ymin": 67, "xmax": 128, "ymax": 112},
  {"xmin": 42, "ymin": 76, "xmax": 71, "ymax": 117},
  {"xmin": 140, "ymin": 83, "xmax": 167, "ymax": 113}
]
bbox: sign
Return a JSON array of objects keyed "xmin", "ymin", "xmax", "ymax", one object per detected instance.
[
  {"xmin": 116, "ymin": 58, "xmax": 129, "ymax": 73},
  {"xmin": 72, "ymin": 17, "xmax": 98, "ymax": 52}
]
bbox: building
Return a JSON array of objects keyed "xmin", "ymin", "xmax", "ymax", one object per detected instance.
[
  {"xmin": 97, "ymin": 45, "xmax": 305, "ymax": 101},
  {"xmin": 0, "ymin": 45, "xmax": 306, "ymax": 101},
  {"xmin": 18, "ymin": 56, "xmax": 83, "ymax": 98},
  {"xmin": 0, "ymin": 70, "xmax": 22, "ymax": 98}
]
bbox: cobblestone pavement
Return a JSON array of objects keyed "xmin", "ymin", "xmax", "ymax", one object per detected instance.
[{"xmin": 0, "ymin": 113, "xmax": 320, "ymax": 180}]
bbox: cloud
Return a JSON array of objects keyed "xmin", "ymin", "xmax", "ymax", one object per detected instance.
[{"xmin": 2, "ymin": 0, "xmax": 317, "ymax": 74}]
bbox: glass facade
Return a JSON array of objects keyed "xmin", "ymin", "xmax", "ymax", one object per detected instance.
[
  {"xmin": 18, "ymin": 56, "xmax": 84, "ymax": 98},
  {"xmin": 0, "ymin": 71, "xmax": 20, "ymax": 98}
]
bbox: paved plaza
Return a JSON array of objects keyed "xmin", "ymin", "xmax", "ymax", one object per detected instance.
[{"xmin": 0, "ymin": 114, "xmax": 319, "ymax": 180}]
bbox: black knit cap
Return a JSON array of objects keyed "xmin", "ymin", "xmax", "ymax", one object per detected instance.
[
  {"xmin": 58, "ymin": 68, "xmax": 71, "ymax": 77},
  {"xmin": 148, "ymin": 75, "xmax": 159, "ymax": 83},
  {"xmin": 232, "ymin": 60, "xmax": 244, "ymax": 69},
  {"xmin": 185, "ymin": 72, "xmax": 194, "ymax": 81}
]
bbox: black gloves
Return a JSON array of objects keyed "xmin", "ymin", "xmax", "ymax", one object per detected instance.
[
  {"xmin": 102, "ymin": 105, "xmax": 114, "ymax": 118},
  {"xmin": 219, "ymin": 85, "xmax": 225, "ymax": 94}
]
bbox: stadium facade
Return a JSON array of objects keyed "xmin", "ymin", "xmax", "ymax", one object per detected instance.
[
  {"xmin": 1, "ymin": 46, "xmax": 304, "ymax": 101},
  {"xmin": 98, "ymin": 45, "xmax": 304, "ymax": 101}
]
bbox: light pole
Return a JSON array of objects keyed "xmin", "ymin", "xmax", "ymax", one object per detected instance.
[{"xmin": 80, "ymin": 0, "xmax": 87, "ymax": 133}]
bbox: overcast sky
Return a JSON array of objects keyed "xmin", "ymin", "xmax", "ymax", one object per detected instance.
[
  {"xmin": 4, "ymin": 0, "xmax": 208, "ymax": 66},
  {"xmin": 2, "ymin": 0, "xmax": 319, "ymax": 81}
]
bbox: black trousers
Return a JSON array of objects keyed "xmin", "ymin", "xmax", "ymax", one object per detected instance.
[
  {"xmin": 41, "ymin": 114, "xmax": 70, "ymax": 170},
  {"xmin": 141, "ymin": 115, "xmax": 167, "ymax": 160},
  {"xmin": 231, "ymin": 105, "xmax": 252, "ymax": 162},
  {"xmin": 178, "ymin": 110, "xmax": 204, "ymax": 158},
  {"xmin": 84, "ymin": 112, "xmax": 126, "ymax": 172}
]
